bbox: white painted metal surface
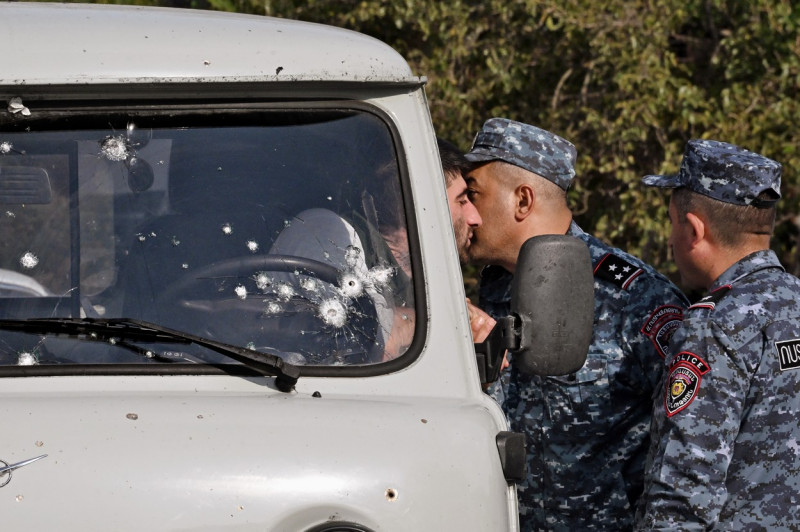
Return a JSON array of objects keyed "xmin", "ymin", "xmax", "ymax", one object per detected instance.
[{"xmin": 0, "ymin": 2, "xmax": 416, "ymax": 85}]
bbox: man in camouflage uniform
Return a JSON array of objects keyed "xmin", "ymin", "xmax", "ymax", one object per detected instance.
[
  {"xmin": 463, "ymin": 118, "xmax": 688, "ymax": 531},
  {"xmin": 636, "ymin": 139, "xmax": 800, "ymax": 530}
]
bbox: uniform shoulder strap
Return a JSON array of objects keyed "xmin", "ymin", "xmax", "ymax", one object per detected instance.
[
  {"xmin": 688, "ymin": 285, "xmax": 732, "ymax": 311},
  {"xmin": 593, "ymin": 253, "xmax": 644, "ymax": 290}
]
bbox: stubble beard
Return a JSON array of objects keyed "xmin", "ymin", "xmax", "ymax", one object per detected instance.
[
  {"xmin": 464, "ymin": 228, "xmax": 493, "ymax": 266},
  {"xmin": 453, "ymin": 217, "xmax": 472, "ymax": 265}
]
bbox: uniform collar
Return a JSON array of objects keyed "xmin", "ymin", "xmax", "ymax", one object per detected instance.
[
  {"xmin": 710, "ymin": 249, "xmax": 784, "ymax": 291},
  {"xmin": 567, "ymin": 220, "xmax": 585, "ymax": 239}
]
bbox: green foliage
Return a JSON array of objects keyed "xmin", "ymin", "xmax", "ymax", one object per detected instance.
[
  {"xmin": 247, "ymin": 0, "xmax": 800, "ymax": 293},
  {"xmin": 41, "ymin": 0, "xmax": 800, "ymax": 294}
]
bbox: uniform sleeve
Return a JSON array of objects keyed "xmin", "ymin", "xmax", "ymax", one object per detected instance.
[
  {"xmin": 637, "ymin": 319, "xmax": 750, "ymax": 530},
  {"xmin": 622, "ymin": 281, "xmax": 687, "ymax": 393}
]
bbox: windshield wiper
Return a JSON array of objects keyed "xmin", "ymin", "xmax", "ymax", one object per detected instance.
[{"xmin": 0, "ymin": 318, "xmax": 300, "ymax": 392}]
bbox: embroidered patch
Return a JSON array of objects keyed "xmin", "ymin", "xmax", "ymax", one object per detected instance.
[
  {"xmin": 593, "ymin": 253, "xmax": 643, "ymax": 290},
  {"xmin": 641, "ymin": 305, "xmax": 684, "ymax": 358},
  {"xmin": 688, "ymin": 285, "xmax": 732, "ymax": 311},
  {"xmin": 775, "ymin": 339, "xmax": 800, "ymax": 371},
  {"xmin": 665, "ymin": 352, "xmax": 710, "ymax": 417}
]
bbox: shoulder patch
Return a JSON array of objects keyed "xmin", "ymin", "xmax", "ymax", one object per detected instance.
[
  {"xmin": 593, "ymin": 253, "xmax": 643, "ymax": 290},
  {"xmin": 641, "ymin": 305, "xmax": 684, "ymax": 358},
  {"xmin": 665, "ymin": 352, "xmax": 710, "ymax": 417},
  {"xmin": 775, "ymin": 338, "xmax": 800, "ymax": 371},
  {"xmin": 688, "ymin": 285, "xmax": 732, "ymax": 311}
]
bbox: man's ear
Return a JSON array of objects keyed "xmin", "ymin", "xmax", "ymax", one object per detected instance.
[
  {"xmin": 515, "ymin": 184, "xmax": 535, "ymax": 221},
  {"xmin": 685, "ymin": 211, "xmax": 706, "ymax": 247}
]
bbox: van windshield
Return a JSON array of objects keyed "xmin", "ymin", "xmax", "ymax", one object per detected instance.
[{"xmin": 0, "ymin": 108, "xmax": 415, "ymax": 369}]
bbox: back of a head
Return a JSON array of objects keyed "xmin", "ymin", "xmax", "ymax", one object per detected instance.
[
  {"xmin": 437, "ymin": 137, "xmax": 470, "ymax": 186},
  {"xmin": 673, "ymin": 188, "xmax": 777, "ymax": 248},
  {"xmin": 644, "ymin": 139, "xmax": 782, "ymax": 248}
]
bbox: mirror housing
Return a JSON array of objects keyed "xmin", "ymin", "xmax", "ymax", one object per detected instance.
[{"xmin": 510, "ymin": 234, "xmax": 594, "ymax": 376}]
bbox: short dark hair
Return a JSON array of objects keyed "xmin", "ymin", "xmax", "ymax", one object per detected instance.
[
  {"xmin": 437, "ymin": 137, "xmax": 471, "ymax": 186},
  {"xmin": 672, "ymin": 187, "xmax": 776, "ymax": 247}
]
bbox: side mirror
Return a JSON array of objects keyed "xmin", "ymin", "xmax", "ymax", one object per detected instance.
[{"xmin": 510, "ymin": 234, "xmax": 593, "ymax": 376}]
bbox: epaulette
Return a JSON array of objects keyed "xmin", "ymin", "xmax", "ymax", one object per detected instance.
[
  {"xmin": 688, "ymin": 285, "xmax": 732, "ymax": 311},
  {"xmin": 593, "ymin": 253, "xmax": 643, "ymax": 290}
]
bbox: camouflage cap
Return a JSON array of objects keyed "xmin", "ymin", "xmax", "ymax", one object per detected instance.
[
  {"xmin": 464, "ymin": 118, "xmax": 576, "ymax": 190},
  {"xmin": 643, "ymin": 139, "xmax": 782, "ymax": 207}
]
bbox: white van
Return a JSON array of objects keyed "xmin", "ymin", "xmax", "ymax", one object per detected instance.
[{"xmin": 0, "ymin": 3, "xmax": 593, "ymax": 530}]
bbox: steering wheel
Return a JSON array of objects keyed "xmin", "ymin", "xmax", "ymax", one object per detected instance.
[
  {"xmin": 151, "ymin": 254, "xmax": 382, "ymax": 364},
  {"xmin": 156, "ymin": 254, "xmax": 341, "ymax": 303}
]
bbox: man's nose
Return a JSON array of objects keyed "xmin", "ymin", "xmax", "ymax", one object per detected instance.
[{"xmin": 465, "ymin": 201, "xmax": 482, "ymax": 227}]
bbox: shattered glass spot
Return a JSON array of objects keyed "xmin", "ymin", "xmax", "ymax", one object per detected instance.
[
  {"xmin": 367, "ymin": 264, "xmax": 395, "ymax": 287},
  {"xmin": 0, "ymin": 141, "xmax": 12, "ymax": 154},
  {"xmin": 17, "ymin": 351, "xmax": 38, "ymax": 366},
  {"xmin": 276, "ymin": 282, "xmax": 295, "ymax": 301},
  {"xmin": 234, "ymin": 285, "xmax": 248, "ymax": 300},
  {"xmin": 19, "ymin": 252, "xmax": 38, "ymax": 269},
  {"xmin": 299, "ymin": 277, "xmax": 319, "ymax": 293},
  {"xmin": 100, "ymin": 135, "xmax": 130, "ymax": 162},
  {"xmin": 319, "ymin": 298, "xmax": 348, "ymax": 328},
  {"xmin": 246, "ymin": 240, "xmax": 259, "ymax": 253},
  {"xmin": 253, "ymin": 272, "xmax": 272, "ymax": 292},
  {"xmin": 265, "ymin": 301, "xmax": 282, "ymax": 314},
  {"xmin": 221, "ymin": 223, "xmax": 233, "ymax": 235},
  {"xmin": 338, "ymin": 272, "xmax": 364, "ymax": 299}
]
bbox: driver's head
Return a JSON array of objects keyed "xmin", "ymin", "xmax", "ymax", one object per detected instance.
[{"xmin": 437, "ymin": 138, "xmax": 482, "ymax": 264}]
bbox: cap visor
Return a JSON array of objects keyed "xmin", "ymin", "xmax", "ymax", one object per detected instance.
[
  {"xmin": 642, "ymin": 174, "xmax": 682, "ymax": 188},
  {"xmin": 464, "ymin": 148, "xmax": 499, "ymax": 163}
]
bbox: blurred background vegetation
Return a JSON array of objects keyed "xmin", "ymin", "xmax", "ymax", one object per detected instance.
[{"xmin": 49, "ymin": 0, "xmax": 800, "ymax": 298}]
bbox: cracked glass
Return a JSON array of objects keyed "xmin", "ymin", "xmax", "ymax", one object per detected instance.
[{"xmin": 0, "ymin": 108, "xmax": 415, "ymax": 368}]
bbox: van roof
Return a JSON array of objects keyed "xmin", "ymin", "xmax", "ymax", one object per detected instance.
[{"xmin": 0, "ymin": 2, "xmax": 419, "ymax": 86}]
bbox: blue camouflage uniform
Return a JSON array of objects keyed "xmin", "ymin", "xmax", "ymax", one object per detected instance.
[
  {"xmin": 637, "ymin": 140, "xmax": 800, "ymax": 530},
  {"xmin": 466, "ymin": 118, "xmax": 688, "ymax": 531}
]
